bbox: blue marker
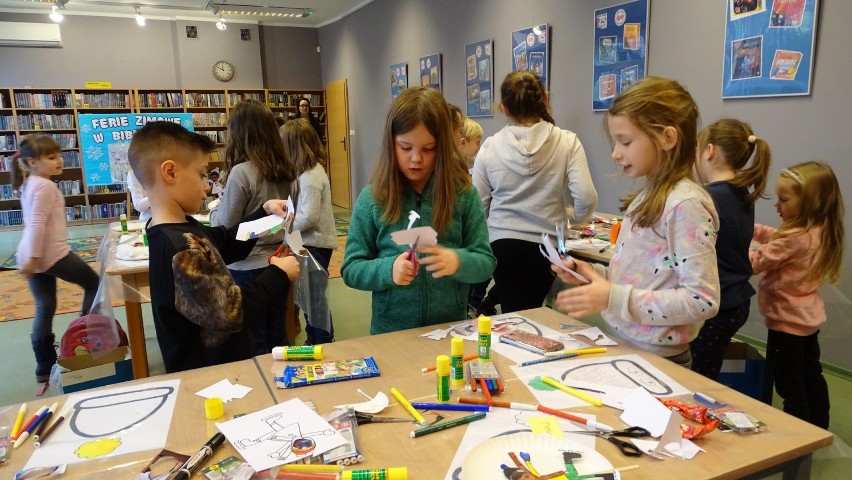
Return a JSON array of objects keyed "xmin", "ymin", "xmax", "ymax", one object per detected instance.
[{"xmin": 410, "ymin": 402, "xmax": 490, "ymax": 412}]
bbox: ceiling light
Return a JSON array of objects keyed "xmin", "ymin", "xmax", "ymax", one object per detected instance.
[
  {"xmin": 216, "ymin": 15, "xmax": 227, "ymax": 31},
  {"xmin": 49, "ymin": 5, "xmax": 63, "ymax": 23},
  {"xmin": 135, "ymin": 7, "xmax": 146, "ymax": 26}
]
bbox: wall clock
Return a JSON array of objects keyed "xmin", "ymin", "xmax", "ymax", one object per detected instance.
[{"xmin": 212, "ymin": 60, "xmax": 235, "ymax": 82}]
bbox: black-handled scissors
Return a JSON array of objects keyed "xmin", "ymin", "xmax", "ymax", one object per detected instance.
[
  {"xmin": 573, "ymin": 426, "xmax": 651, "ymax": 457},
  {"xmin": 354, "ymin": 412, "xmax": 412, "ymax": 426}
]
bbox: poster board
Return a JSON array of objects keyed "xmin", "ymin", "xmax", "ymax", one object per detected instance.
[
  {"xmin": 390, "ymin": 62, "xmax": 408, "ymax": 99},
  {"xmin": 464, "ymin": 39, "xmax": 494, "ymax": 117},
  {"xmin": 593, "ymin": 0, "xmax": 650, "ymax": 111},
  {"xmin": 419, "ymin": 53, "xmax": 442, "ymax": 92},
  {"xmin": 511, "ymin": 24, "xmax": 549, "ymax": 88}
]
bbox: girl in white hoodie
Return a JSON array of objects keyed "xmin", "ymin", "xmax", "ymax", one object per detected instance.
[{"xmin": 472, "ymin": 71, "xmax": 597, "ymax": 313}]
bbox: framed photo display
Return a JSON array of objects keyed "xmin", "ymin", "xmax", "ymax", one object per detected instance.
[
  {"xmin": 419, "ymin": 53, "xmax": 442, "ymax": 92},
  {"xmin": 390, "ymin": 62, "xmax": 408, "ymax": 99},
  {"xmin": 722, "ymin": 0, "xmax": 819, "ymax": 98},
  {"xmin": 464, "ymin": 39, "xmax": 494, "ymax": 117},
  {"xmin": 510, "ymin": 24, "xmax": 549, "ymax": 87},
  {"xmin": 593, "ymin": 0, "xmax": 649, "ymax": 111}
]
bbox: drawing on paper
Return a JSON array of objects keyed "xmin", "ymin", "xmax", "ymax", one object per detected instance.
[
  {"xmin": 70, "ymin": 386, "xmax": 176, "ymax": 437},
  {"xmin": 453, "ymin": 315, "xmax": 543, "ymax": 336},
  {"xmin": 235, "ymin": 414, "xmax": 336, "ymax": 461},
  {"xmin": 75, "ymin": 437, "xmax": 122, "ymax": 459},
  {"xmin": 560, "ymin": 358, "xmax": 673, "ymax": 395}
]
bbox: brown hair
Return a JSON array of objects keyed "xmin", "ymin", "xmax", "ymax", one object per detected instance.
[
  {"xmin": 11, "ymin": 133, "xmax": 61, "ymax": 188},
  {"xmin": 225, "ymin": 99, "xmax": 295, "ymax": 182},
  {"xmin": 500, "ymin": 71, "xmax": 555, "ymax": 125},
  {"xmin": 699, "ymin": 118, "xmax": 771, "ymax": 205},
  {"xmin": 448, "ymin": 103, "xmax": 465, "ymax": 132},
  {"xmin": 605, "ymin": 76, "xmax": 700, "ymax": 227},
  {"xmin": 370, "ymin": 87, "xmax": 470, "ymax": 234},
  {"xmin": 128, "ymin": 121, "xmax": 215, "ymax": 188},
  {"xmin": 776, "ymin": 161, "xmax": 845, "ymax": 284},
  {"xmin": 281, "ymin": 118, "xmax": 326, "ymax": 176}
]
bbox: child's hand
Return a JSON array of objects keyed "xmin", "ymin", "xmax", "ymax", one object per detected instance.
[
  {"xmin": 551, "ymin": 257, "xmax": 586, "ymax": 284},
  {"xmin": 270, "ymin": 255, "xmax": 300, "ymax": 281},
  {"xmin": 554, "ymin": 262, "xmax": 611, "ymax": 318},
  {"xmin": 263, "ymin": 199, "xmax": 295, "ymax": 225},
  {"xmin": 392, "ymin": 251, "xmax": 416, "ymax": 286},
  {"xmin": 418, "ymin": 245, "xmax": 460, "ymax": 278},
  {"xmin": 19, "ymin": 258, "xmax": 37, "ymax": 278}
]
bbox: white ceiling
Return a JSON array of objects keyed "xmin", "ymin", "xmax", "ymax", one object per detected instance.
[{"xmin": 0, "ymin": 0, "xmax": 373, "ymax": 27}]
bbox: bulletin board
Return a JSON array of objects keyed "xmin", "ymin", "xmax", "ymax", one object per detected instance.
[
  {"xmin": 390, "ymin": 62, "xmax": 408, "ymax": 99},
  {"xmin": 593, "ymin": 0, "xmax": 649, "ymax": 111},
  {"xmin": 464, "ymin": 39, "xmax": 494, "ymax": 118},
  {"xmin": 722, "ymin": 0, "xmax": 819, "ymax": 98},
  {"xmin": 419, "ymin": 53, "xmax": 442, "ymax": 92},
  {"xmin": 511, "ymin": 24, "xmax": 550, "ymax": 88}
]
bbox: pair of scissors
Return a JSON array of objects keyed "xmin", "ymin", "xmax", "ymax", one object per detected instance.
[
  {"xmin": 268, "ymin": 241, "xmax": 290, "ymax": 264},
  {"xmin": 573, "ymin": 426, "xmax": 651, "ymax": 457},
  {"xmin": 407, "ymin": 234, "xmax": 419, "ymax": 277},
  {"xmin": 354, "ymin": 412, "xmax": 412, "ymax": 426},
  {"xmin": 555, "ymin": 221, "xmax": 568, "ymax": 257}
]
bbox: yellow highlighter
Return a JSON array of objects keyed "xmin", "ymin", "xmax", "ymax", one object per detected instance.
[
  {"xmin": 543, "ymin": 347, "xmax": 608, "ymax": 358},
  {"xmin": 541, "ymin": 376, "xmax": 603, "ymax": 407},
  {"xmin": 390, "ymin": 387, "xmax": 426, "ymax": 424}
]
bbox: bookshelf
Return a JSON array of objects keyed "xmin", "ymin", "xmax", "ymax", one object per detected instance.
[{"xmin": 0, "ymin": 86, "xmax": 327, "ymax": 229}]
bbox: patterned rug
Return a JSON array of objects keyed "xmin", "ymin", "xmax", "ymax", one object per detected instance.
[
  {"xmin": 335, "ymin": 216, "xmax": 350, "ymax": 237},
  {"xmin": 1, "ymin": 236, "xmax": 103, "ymax": 270}
]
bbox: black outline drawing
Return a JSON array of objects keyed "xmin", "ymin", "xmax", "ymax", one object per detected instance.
[
  {"xmin": 453, "ymin": 315, "xmax": 543, "ymax": 337},
  {"xmin": 235, "ymin": 413, "xmax": 336, "ymax": 461},
  {"xmin": 70, "ymin": 386, "xmax": 176, "ymax": 438},
  {"xmin": 560, "ymin": 358, "xmax": 673, "ymax": 396}
]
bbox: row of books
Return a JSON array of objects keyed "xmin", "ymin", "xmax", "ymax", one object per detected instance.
[
  {"xmin": 193, "ymin": 112, "xmax": 228, "ymax": 127},
  {"xmin": 75, "ymin": 93, "xmax": 131, "ymax": 108},
  {"xmin": 138, "ymin": 92, "xmax": 183, "ymax": 108},
  {"xmin": 267, "ymin": 92, "xmax": 321, "ymax": 107},
  {"xmin": 229, "ymin": 92, "xmax": 264, "ymax": 105},
  {"xmin": 16, "ymin": 113, "xmax": 76, "ymax": 130},
  {"xmin": 0, "ymin": 94, "xmax": 8, "ymax": 109},
  {"xmin": 198, "ymin": 130, "xmax": 229, "ymax": 144},
  {"xmin": 57, "ymin": 179, "xmax": 83, "ymax": 196},
  {"xmin": 0, "ymin": 202, "xmax": 128, "ymax": 226},
  {"xmin": 87, "ymin": 183, "xmax": 127, "ymax": 194},
  {"xmin": 0, "ymin": 115, "xmax": 13, "ymax": 130},
  {"xmin": 187, "ymin": 93, "xmax": 226, "ymax": 107},
  {"xmin": 89, "ymin": 201, "xmax": 128, "ymax": 219},
  {"xmin": 0, "ymin": 134, "xmax": 16, "ymax": 151},
  {"xmin": 61, "ymin": 151, "xmax": 80, "ymax": 167},
  {"xmin": 0, "ymin": 184, "xmax": 17, "ymax": 199},
  {"xmin": 14, "ymin": 91, "xmax": 74, "ymax": 109}
]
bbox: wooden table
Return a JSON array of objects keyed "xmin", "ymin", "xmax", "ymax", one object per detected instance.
[
  {"xmin": 2, "ymin": 359, "xmax": 275, "ymax": 479},
  {"xmin": 255, "ymin": 307, "xmax": 833, "ymax": 479}
]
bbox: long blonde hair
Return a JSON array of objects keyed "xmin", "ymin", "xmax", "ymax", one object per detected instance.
[
  {"xmin": 606, "ymin": 76, "xmax": 700, "ymax": 227},
  {"xmin": 370, "ymin": 87, "xmax": 470, "ymax": 234},
  {"xmin": 776, "ymin": 161, "xmax": 845, "ymax": 284},
  {"xmin": 699, "ymin": 118, "xmax": 771, "ymax": 205}
]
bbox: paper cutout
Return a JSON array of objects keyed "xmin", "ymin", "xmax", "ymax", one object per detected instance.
[
  {"xmin": 619, "ymin": 387, "xmax": 673, "ymax": 437},
  {"xmin": 568, "ymin": 326, "xmax": 619, "ymax": 346},
  {"xmin": 419, "ymin": 321, "xmax": 469, "ymax": 340},
  {"xmin": 540, "ymin": 233, "xmax": 589, "ymax": 283},
  {"xmin": 390, "ymin": 225, "xmax": 438, "ymax": 250},
  {"xmin": 236, "ymin": 214, "xmax": 285, "ymax": 241},
  {"xmin": 195, "ymin": 379, "xmax": 253, "ymax": 403},
  {"xmin": 285, "ymin": 229, "xmax": 304, "ymax": 253},
  {"xmin": 332, "ymin": 391, "xmax": 390, "ymax": 414}
]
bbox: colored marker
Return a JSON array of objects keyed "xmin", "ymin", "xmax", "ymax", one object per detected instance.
[
  {"xmin": 279, "ymin": 464, "xmax": 343, "ymax": 473},
  {"xmin": 519, "ymin": 353, "xmax": 579, "ymax": 367},
  {"xmin": 423, "ymin": 353, "xmax": 477, "ymax": 373},
  {"xmin": 32, "ymin": 402, "xmax": 58, "ymax": 441},
  {"xmin": 276, "ymin": 473, "xmax": 338, "ymax": 480},
  {"xmin": 173, "ymin": 432, "xmax": 225, "ymax": 480},
  {"xmin": 34, "ymin": 406, "xmax": 71, "ymax": 448},
  {"xmin": 479, "ymin": 378, "xmax": 492, "ymax": 404},
  {"xmin": 410, "ymin": 412, "xmax": 486, "ymax": 438},
  {"xmin": 541, "ymin": 376, "xmax": 603, "ymax": 407},
  {"xmin": 457, "ymin": 397, "xmax": 613, "ymax": 431},
  {"xmin": 390, "ymin": 387, "xmax": 425, "ymax": 425},
  {"xmin": 13, "ymin": 406, "xmax": 46, "ymax": 441},
  {"xmin": 10, "ymin": 403, "xmax": 26, "ymax": 439},
  {"xmin": 543, "ymin": 347, "xmax": 608, "ymax": 358},
  {"xmin": 410, "ymin": 403, "xmax": 490, "ymax": 412},
  {"xmin": 13, "ymin": 405, "xmax": 51, "ymax": 449}
]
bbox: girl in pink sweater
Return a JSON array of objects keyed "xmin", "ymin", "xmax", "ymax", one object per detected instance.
[
  {"xmin": 13, "ymin": 134, "xmax": 99, "ymax": 383},
  {"xmin": 750, "ymin": 161, "xmax": 845, "ymax": 429}
]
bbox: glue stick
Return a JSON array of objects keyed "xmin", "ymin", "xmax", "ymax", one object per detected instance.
[
  {"xmin": 141, "ymin": 228, "xmax": 148, "ymax": 246},
  {"xmin": 451, "ymin": 337, "xmax": 464, "ymax": 388},
  {"xmin": 120, "ymin": 213, "xmax": 128, "ymax": 232},
  {"xmin": 436, "ymin": 355, "xmax": 450, "ymax": 403},
  {"xmin": 341, "ymin": 467, "xmax": 408, "ymax": 480},
  {"xmin": 272, "ymin": 345, "xmax": 323, "ymax": 361},
  {"xmin": 478, "ymin": 315, "xmax": 491, "ymax": 361}
]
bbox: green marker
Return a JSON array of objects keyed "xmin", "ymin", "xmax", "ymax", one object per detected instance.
[{"xmin": 410, "ymin": 411, "xmax": 486, "ymax": 438}]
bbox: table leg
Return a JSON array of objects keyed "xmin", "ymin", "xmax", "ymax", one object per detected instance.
[{"xmin": 122, "ymin": 274, "xmax": 149, "ymax": 378}]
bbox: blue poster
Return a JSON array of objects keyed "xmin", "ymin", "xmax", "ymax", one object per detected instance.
[
  {"xmin": 464, "ymin": 39, "xmax": 493, "ymax": 117},
  {"xmin": 419, "ymin": 53, "xmax": 442, "ymax": 92},
  {"xmin": 722, "ymin": 0, "xmax": 818, "ymax": 98},
  {"xmin": 79, "ymin": 113, "xmax": 193, "ymax": 186},
  {"xmin": 593, "ymin": 0, "xmax": 649, "ymax": 111},
  {"xmin": 511, "ymin": 24, "xmax": 549, "ymax": 87},
  {"xmin": 390, "ymin": 62, "xmax": 408, "ymax": 99}
]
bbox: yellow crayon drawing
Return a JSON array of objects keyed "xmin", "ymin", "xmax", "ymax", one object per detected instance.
[{"xmin": 75, "ymin": 437, "xmax": 122, "ymax": 459}]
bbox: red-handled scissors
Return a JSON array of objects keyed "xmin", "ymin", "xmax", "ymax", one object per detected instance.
[
  {"xmin": 407, "ymin": 235, "xmax": 419, "ymax": 277},
  {"xmin": 269, "ymin": 242, "xmax": 291, "ymax": 263}
]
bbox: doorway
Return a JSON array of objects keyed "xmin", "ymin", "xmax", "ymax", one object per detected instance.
[{"xmin": 326, "ymin": 78, "xmax": 352, "ymax": 209}]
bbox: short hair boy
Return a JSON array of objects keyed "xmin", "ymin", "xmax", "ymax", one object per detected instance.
[{"xmin": 128, "ymin": 121, "xmax": 299, "ymax": 373}]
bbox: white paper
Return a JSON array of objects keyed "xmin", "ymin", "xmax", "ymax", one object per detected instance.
[
  {"xmin": 390, "ymin": 225, "xmax": 438, "ymax": 250},
  {"xmin": 25, "ymin": 379, "xmax": 181, "ymax": 470},
  {"xmin": 217, "ymin": 398, "xmax": 347, "ymax": 472},
  {"xmin": 563, "ymin": 238, "xmax": 611, "ymax": 250},
  {"xmin": 332, "ymin": 391, "xmax": 390, "ymax": 414},
  {"xmin": 285, "ymin": 230, "xmax": 304, "ymax": 253},
  {"xmin": 568, "ymin": 326, "xmax": 619, "ymax": 346},
  {"xmin": 619, "ymin": 387, "xmax": 673, "ymax": 437},
  {"xmin": 236, "ymin": 214, "xmax": 286, "ymax": 241},
  {"xmin": 540, "ymin": 233, "xmax": 589, "ymax": 283},
  {"xmin": 419, "ymin": 321, "xmax": 470, "ymax": 340},
  {"xmin": 195, "ymin": 379, "xmax": 253, "ymax": 403}
]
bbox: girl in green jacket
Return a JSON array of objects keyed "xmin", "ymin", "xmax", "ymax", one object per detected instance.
[{"xmin": 341, "ymin": 87, "xmax": 496, "ymax": 334}]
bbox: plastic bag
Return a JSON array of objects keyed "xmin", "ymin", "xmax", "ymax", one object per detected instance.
[{"xmin": 293, "ymin": 249, "xmax": 332, "ymax": 337}]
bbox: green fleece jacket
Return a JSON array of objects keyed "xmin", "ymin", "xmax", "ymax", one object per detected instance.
[{"xmin": 341, "ymin": 181, "xmax": 496, "ymax": 334}]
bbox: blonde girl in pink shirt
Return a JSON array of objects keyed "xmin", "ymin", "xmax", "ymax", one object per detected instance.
[
  {"xmin": 12, "ymin": 134, "xmax": 99, "ymax": 383},
  {"xmin": 750, "ymin": 161, "xmax": 844, "ymax": 429}
]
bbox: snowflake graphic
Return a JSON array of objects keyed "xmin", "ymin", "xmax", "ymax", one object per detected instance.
[
  {"xmin": 91, "ymin": 173, "xmax": 101, "ymax": 182},
  {"xmin": 183, "ymin": 119, "xmax": 194, "ymax": 129},
  {"xmin": 86, "ymin": 145, "xmax": 105, "ymax": 161},
  {"xmin": 99, "ymin": 163, "xmax": 110, "ymax": 171},
  {"xmin": 80, "ymin": 124, "xmax": 91, "ymax": 134}
]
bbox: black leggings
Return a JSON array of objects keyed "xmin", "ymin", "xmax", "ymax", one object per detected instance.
[
  {"xmin": 766, "ymin": 329, "xmax": 830, "ymax": 429},
  {"xmin": 490, "ymin": 238, "xmax": 555, "ymax": 314},
  {"xmin": 28, "ymin": 252, "xmax": 99, "ymax": 338}
]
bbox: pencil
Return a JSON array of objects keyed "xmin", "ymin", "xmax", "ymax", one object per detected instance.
[
  {"xmin": 541, "ymin": 376, "xmax": 603, "ymax": 407},
  {"xmin": 390, "ymin": 387, "xmax": 426, "ymax": 424},
  {"xmin": 519, "ymin": 353, "xmax": 579, "ymax": 366},
  {"xmin": 11, "ymin": 403, "xmax": 26, "ymax": 439},
  {"xmin": 410, "ymin": 411, "xmax": 486, "ymax": 438},
  {"xmin": 421, "ymin": 354, "xmax": 477, "ymax": 373},
  {"xmin": 543, "ymin": 347, "xmax": 608, "ymax": 358}
]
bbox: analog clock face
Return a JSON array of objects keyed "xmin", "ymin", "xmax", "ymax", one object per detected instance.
[{"xmin": 212, "ymin": 60, "xmax": 235, "ymax": 82}]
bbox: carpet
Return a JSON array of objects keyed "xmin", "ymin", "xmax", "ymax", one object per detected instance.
[
  {"xmin": 1, "ymin": 236, "xmax": 103, "ymax": 270},
  {"xmin": 335, "ymin": 216, "xmax": 350, "ymax": 237}
]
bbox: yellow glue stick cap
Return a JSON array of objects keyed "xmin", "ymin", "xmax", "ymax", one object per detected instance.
[
  {"xmin": 204, "ymin": 397, "xmax": 224, "ymax": 420},
  {"xmin": 451, "ymin": 337, "xmax": 463, "ymax": 356},
  {"xmin": 478, "ymin": 315, "xmax": 491, "ymax": 334},
  {"xmin": 436, "ymin": 355, "xmax": 450, "ymax": 376}
]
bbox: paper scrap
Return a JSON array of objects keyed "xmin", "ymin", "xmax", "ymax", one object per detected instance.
[
  {"xmin": 420, "ymin": 321, "xmax": 470, "ymax": 340},
  {"xmin": 195, "ymin": 379, "xmax": 252, "ymax": 403},
  {"xmin": 332, "ymin": 391, "xmax": 390, "ymax": 414},
  {"xmin": 540, "ymin": 233, "xmax": 589, "ymax": 283},
  {"xmin": 285, "ymin": 229, "xmax": 304, "ymax": 253},
  {"xmin": 568, "ymin": 326, "xmax": 619, "ymax": 346},
  {"xmin": 391, "ymin": 225, "xmax": 438, "ymax": 250},
  {"xmin": 619, "ymin": 387, "xmax": 673, "ymax": 437},
  {"xmin": 236, "ymin": 214, "xmax": 285, "ymax": 241}
]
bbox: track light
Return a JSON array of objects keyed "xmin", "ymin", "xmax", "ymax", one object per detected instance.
[
  {"xmin": 216, "ymin": 15, "xmax": 227, "ymax": 31},
  {"xmin": 135, "ymin": 7, "xmax": 146, "ymax": 26},
  {"xmin": 49, "ymin": 5, "xmax": 64, "ymax": 23}
]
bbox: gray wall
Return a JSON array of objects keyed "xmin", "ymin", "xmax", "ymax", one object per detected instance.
[
  {"xmin": 260, "ymin": 25, "xmax": 323, "ymax": 89},
  {"xmin": 318, "ymin": 0, "xmax": 852, "ymax": 368}
]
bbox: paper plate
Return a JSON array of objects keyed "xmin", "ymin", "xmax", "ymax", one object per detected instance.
[
  {"xmin": 116, "ymin": 244, "xmax": 149, "ymax": 261},
  {"xmin": 461, "ymin": 432, "xmax": 613, "ymax": 480}
]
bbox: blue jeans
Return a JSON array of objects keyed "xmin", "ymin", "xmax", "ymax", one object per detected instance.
[
  {"xmin": 230, "ymin": 268, "xmax": 288, "ymax": 355},
  {"xmin": 29, "ymin": 252, "xmax": 99, "ymax": 339}
]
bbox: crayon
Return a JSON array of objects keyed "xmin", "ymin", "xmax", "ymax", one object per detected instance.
[
  {"xmin": 410, "ymin": 412, "xmax": 486, "ymax": 438},
  {"xmin": 410, "ymin": 403, "xmax": 490, "ymax": 412},
  {"xmin": 541, "ymin": 376, "xmax": 603, "ymax": 407},
  {"xmin": 390, "ymin": 387, "xmax": 426, "ymax": 424}
]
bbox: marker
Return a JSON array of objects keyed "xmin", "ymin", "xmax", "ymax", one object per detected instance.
[
  {"xmin": 34, "ymin": 406, "xmax": 71, "ymax": 448},
  {"xmin": 390, "ymin": 387, "xmax": 425, "ymax": 425},
  {"xmin": 280, "ymin": 464, "xmax": 343, "ymax": 473},
  {"xmin": 541, "ymin": 376, "xmax": 603, "ymax": 407},
  {"xmin": 543, "ymin": 347, "xmax": 608, "ymax": 358},
  {"xmin": 276, "ymin": 473, "xmax": 338, "ymax": 480},
  {"xmin": 457, "ymin": 397, "xmax": 613, "ymax": 431},
  {"xmin": 173, "ymin": 432, "xmax": 225, "ymax": 480},
  {"xmin": 519, "ymin": 353, "xmax": 579, "ymax": 367},
  {"xmin": 32, "ymin": 402, "xmax": 58, "ymax": 441},
  {"xmin": 424, "ymin": 353, "xmax": 477, "ymax": 373},
  {"xmin": 479, "ymin": 378, "xmax": 492, "ymax": 404},
  {"xmin": 13, "ymin": 406, "xmax": 46, "ymax": 442},
  {"xmin": 410, "ymin": 403, "xmax": 490, "ymax": 412},
  {"xmin": 498, "ymin": 336, "xmax": 549, "ymax": 355},
  {"xmin": 13, "ymin": 406, "xmax": 51, "ymax": 449},
  {"xmin": 410, "ymin": 412, "xmax": 486, "ymax": 438},
  {"xmin": 10, "ymin": 404, "xmax": 26, "ymax": 439}
]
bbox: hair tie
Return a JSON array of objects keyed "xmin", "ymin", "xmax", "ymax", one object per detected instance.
[
  {"xmin": 747, "ymin": 135, "xmax": 757, "ymax": 144},
  {"xmin": 781, "ymin": 168, "xmax": 804, "ymax": 185}
]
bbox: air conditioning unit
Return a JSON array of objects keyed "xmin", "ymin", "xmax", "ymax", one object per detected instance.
[{"xmin": 0, "ymin": 22, "xmax": 63, "ymax": 48}]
